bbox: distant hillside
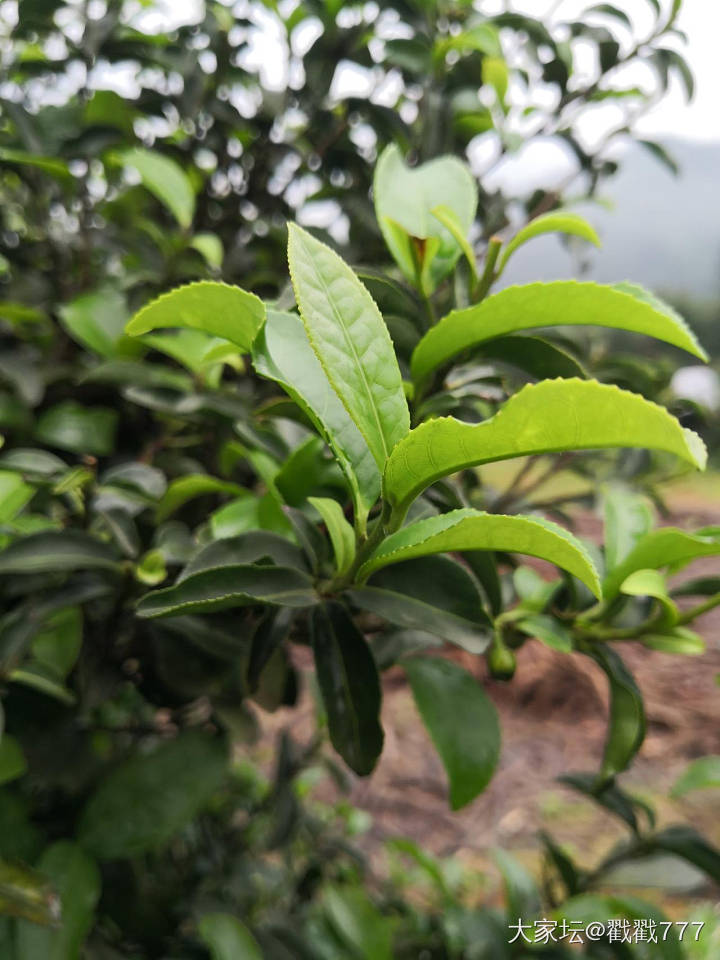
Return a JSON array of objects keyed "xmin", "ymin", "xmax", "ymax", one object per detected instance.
[{"xmin": 501, "ymin": 138, "xmax": 720, "ymax": 302}]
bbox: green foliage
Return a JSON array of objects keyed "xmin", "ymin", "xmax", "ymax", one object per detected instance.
[{"xmin": 0, "ymin": 0, "xmax": 716, "ymax": 954}]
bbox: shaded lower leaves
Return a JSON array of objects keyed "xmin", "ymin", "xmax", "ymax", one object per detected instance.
[
  {"xmin": 310, "ymin": 602, "xmax": 383, "ymax": 776},
  {"xmin": 404, "ymin": 657, "xmax": 500, "ymax": 810}
]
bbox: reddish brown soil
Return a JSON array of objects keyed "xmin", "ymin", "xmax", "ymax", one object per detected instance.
[{"xmin": 254, "ymin": 501, "xmax": 720, "ymax": 888}]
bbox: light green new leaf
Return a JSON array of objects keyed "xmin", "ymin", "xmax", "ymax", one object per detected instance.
[
  {"xmin": 15, "ymin": 841, "xmax": 100, "ymax": 960},
  {"xmin": 603, "ymin": 484, "xmax": 655, "ymax": 571},
  {"xmin": 119, "ymin": 147, "xmax": 195, "ymax": 228},
  {"xmin": 126, "ymin": 281, "xmax": 265, "ymax": 352},
  {"xmin": 411, "ymin": 281, "xmax": 707, "ymax": 384},
  {"xmin": 404, "ymin": 657, "xmax": 500, "ymax": 809},
  {"xmin": 620, "ymin": 568, "xmax": 678, "ymax": 626},
  {"xmin": 253, "ymin": 310, "xmax": 380, "ymax": 532},
  {"xmin": 308, "ymin": 496, "xmax": 355, "ymax": 576},
  {"xmin": 78, "ymin": 731, "xmax": 227, "ymax": 859},
  {"xmin": 641, "ymin": 627, "xmax": 705, "ymax": 656},
  {"xmin": 198, "ymin": 913, "xmax": 262, "ymax": 960},
  {"xmin": 358, "ymin": 508, "xmax": 600, "ymax": 597},
  {"xmin": 517, "ymin": 614, "xmax": 572, "ymax": 652},
  {"xmin": 603, "ymin": 527, "xmax": 720, "ymax": 600},
  {"xmin": 430, "ymin": 205, "xmax": 478, "ymax": 284},
  {"xmin": 287, "ymin": 224, "xmax": 409, "ymax": 472},
  {"xmin": 323, "ymin": 885, "xmax": 394, "ymax": 960},
  {"xmin": 497, "ymin": 212, "xmax": 601, "ymax": 275},
  {"xmin": 156, "ymin": 474, "xmax": 245, "ymax": 522},
  {"xmin": 374, "ymin": 145, "xmax": 478, "ymax": 292},
  {"xmin": 136, "ymin": 564, "xmax": 317, "ymax": 618},
  {"xmin": 191, "ymin": 233, "xmax": 224, "ymax": 269},
  {"xmin": 384, "ymin": 379, "xmax": 705, "ymax": 520},
  {"xmin": 672, "ymin": 756, "xmax": 720, "ymax": 796},
  {"xmin": 0, "ymin": 470, "xmax": 33, "ymax": 523}
]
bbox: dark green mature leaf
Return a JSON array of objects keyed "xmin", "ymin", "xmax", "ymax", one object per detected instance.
[
  {"xmin": 411, "ymin": 282, "xmax": 707, "ymax": 384},
  {"xmin": 287, "ymin": 224, "xmax": 409, "ymax": 472},
  {"xmin": 58, "ymin": 287, "xmax": 135, "ymax": 360},
  {"xmin": 126, "ymin": 282, "xmax": 265, "ymax": 352},
  {"xmin": 359, "ymin": 509, "xmax": 600, "ymax": 597},
  {"xmin": 603, "ymin": 528, "xmax": 720, "ymax": 600},
  {"xmin": 198, "ymin": 913, "xmax": 263, "ymax": 960},
  {"xmin": 384, "ymin": 379, "xmax": 706, "ymax": 520},
  {"xmin": 78, "ymin": 731, "xmax": 228, "ymax": 859},
  {"xmin": 136, "ymin": 564, "xmax": 317, "ymax": 618},
  {"xmin": 311, "ymin": 602, "xmax": 383, "ymax": 776},
  {"xmin": 479, "ymin": 335, "xmax": 587, "ymax": 380},
  {"xmin": 15, "ymin": 841, "xmax": 100, "ymax": 960},
  {"xmin": 590, "ymin": 645, "xmax": 646, "ymax": 780},
  {"xmin": 561, "ymin": 771, "xmax": 654, "ymax": 833},
  {"xmin": 349, "ymin": 555, "xmax": 491, "ymax": 653},
  {"xmin": 0, "ymin": 530, "xmax": 119, "ymax": 575},
  {"xmin": 404, "ymin": 657, "xmax": 500, "ymax": 809},
  {"xmin": 118, "ymin": 147, "xmax": 195, "ymax": 228},
  {"xmin": 253, "ymin": 310, "xmax": 380, "ymax": 531},
  {"xmin": 374, "ymin": 144, "xmax": 477, "ymax": 292},
  {"xmin": 35, "ymin": 402, "xmax": 118, "ymax": 457},
  {"xmin": 180, "ymin": 532, "xmax": 307, "ymax": 579},
  {"xmin": 651, "ymin": 827, "xmax": 720, "ymax": 885},
  {"xmin": 0, "ymin": 736, "xmax": 27, "ymax": 785}
]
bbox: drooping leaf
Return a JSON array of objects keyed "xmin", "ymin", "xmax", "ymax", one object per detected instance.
[
  {"xmin": 308, "ymin": 496, "xmax": 355, "ymax": 577},
  {"xmin": 590, "ymin": 645, "xmax": 646, "ymax": 780},
  {"xmin": 497, "ymin": 212, "xmax": 601, "ymax": 275},
  {"xmin": 253, "ymin": 310, "xmax": 380, "ymax": 531},
  {"xmin": 197, "ymin": 913, "xmax": 263, "ymax": 960},
  {"xmin": 287, "ymin": 224, "xmax": 409, "ymax": 472},
  {"xmin": 359, "ymin": 508, "xmax": 600, "ymax": 596},
  {"xmin": 0, "ymin": 530, "xmax": 120, "ymax": 575},
  {"xmin": 478, "ymin": 334, "xmax": 587, "ymax": 380},
  {"xmin": 650, "ymin": 827, "xmax": 720, "ymax": 885},
  {"xmin": 374, "ymin": 144, "xmax": 478, "ymax": 292},
  {"xmin": 349, "ymin": 555, "xmax": 491, "ymax": 653},
  {"xmin": 603, "ymin": 528, "xmax": 720, "ymax": 600},
  {"xmin": 411, "ymin": 282, "xmax": 707, "ymax": 384},
  {"xmin": 125, "ymin": 282, "xmax": 265, "ymax": 352},
  {"xmin": 310, "ymin": 602, "xmax": 383, "ymax": 776},
  {"xmin": 383, "ymin": 379, "xmax": 706, "ymax": 520},
  {"xmin": 78, "ymin": 731, "xmax": 228, "ymax": 859},
  {"xmin": 136, "ymin": 565, "xmax": 317, "ymax": 618},
  {"xmin": 404, "ymin": 657, "xmax": 500, "ymax": 809},
  {"xmin": 15, "ymin": 841, "xmax": 100, "ymax": 960},
  {"xmin": 118, "ymin": 147, "xmax": 195, "ymax": 228},
  {"xmin": 672, "ymin": 756, "xmax": 720, "ymax": 796},
  {"xmin": 35, "ymin": 402, "xmax": 118, "ymax": 457}
]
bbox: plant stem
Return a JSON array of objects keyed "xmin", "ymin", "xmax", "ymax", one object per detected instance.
[{"xmin": 472, "ymin": 236, "xmax": 503, "ymax": 301}]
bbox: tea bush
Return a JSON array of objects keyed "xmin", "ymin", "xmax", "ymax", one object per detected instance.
[{"xmin": 1, "ymin": 1, "xmax": 718, "ymax": 957}]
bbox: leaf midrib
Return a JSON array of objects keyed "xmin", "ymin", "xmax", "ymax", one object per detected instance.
[{"xmin": 305, "ymin": 253, "xmax": 389, "ymax": 463}]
